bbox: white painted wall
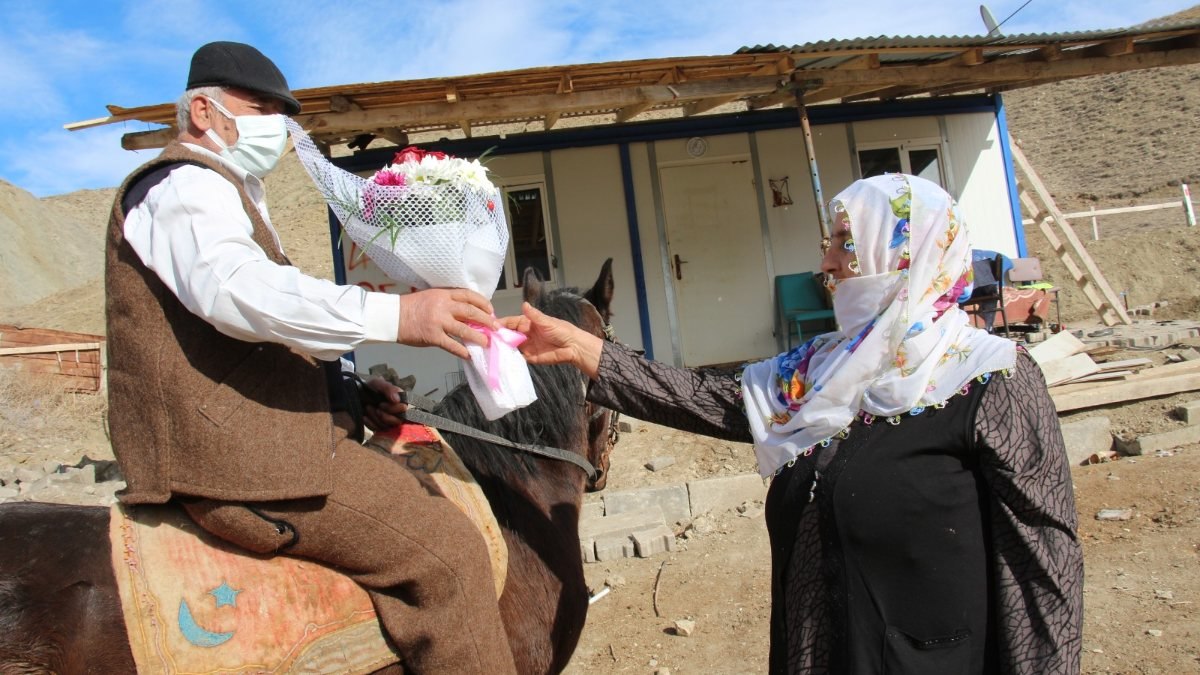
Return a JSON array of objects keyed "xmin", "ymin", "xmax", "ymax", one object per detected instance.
[
  {"xmin": 343, "ymin": 107, "xmax": 1021, "ymax": 386},
  {"xmin": 943, "ymin": 112, "xmax": 1020, "ymax": 257}
]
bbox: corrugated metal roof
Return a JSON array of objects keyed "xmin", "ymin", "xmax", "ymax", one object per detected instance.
[
  {"xmin": 71, "ymin": 18, "xmax": 1200, "ymax": 151},
  {"xmin": 737, "ymin": 18, "xmax": 1200, "ymax": 55}
]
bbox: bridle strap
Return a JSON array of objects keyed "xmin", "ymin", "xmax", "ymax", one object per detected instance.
[{"xmin": 399, "ymin": 392, "xmax": 598, "ymax": 481}]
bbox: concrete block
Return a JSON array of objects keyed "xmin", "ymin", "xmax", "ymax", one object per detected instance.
[
  {"xmin": 1174, "ymin": 400, "xmax": 1200, "ymax": 425},
  {"xmin": 69, "ymin": 464, "xmax": 97, "ymax": 485},
  {"xmin": 604, "ymin": 486, "xmax": 690, "ymax": 525},
  {"xmin": 688, "ymin": 474, "xmax": 766, "ymax": 517},
  {"xmin": 631, "ymin": 524, "xmax": 677, "ymax": 558},
  {"xmin": 1116, "ymin": 424, "xmax": 1200, "ymax": 456},
  {"xmin": 579, "ymin": 506, "xmax": 666, "ymax": 540},
  {"xmin": 580, "ymin": 540, "xmax": 597, "ymax": 563},
  {"xmin": 580, "ymin": 499, "xmax": 605, "ymax": 520},
  {"xmin": 14, "ymin": 468, "xmax": 44, "ymax": 484},
  {"xmin": 1059, "ymin": 416, "xmax": 1113, "ymax": 466},
  {"xmin": 645, "ymin": 456, "xmax": 676, "ymax": 472},
  {"xmin": 594, "ymin": 533, "xmax": 635, "ymax": 561}
]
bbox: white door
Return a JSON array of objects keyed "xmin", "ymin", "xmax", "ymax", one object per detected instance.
[{"xmin": 660, "ymin": 160, "xmax": 773, "ymax": 366}]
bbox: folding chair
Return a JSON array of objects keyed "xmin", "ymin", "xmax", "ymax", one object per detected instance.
[
  {"xmin": 775, "ymin": 272, "xmax": 835, "ymax": 350},
  {"xmin": 962, "ymin": 254, "xmax": 1008, "ymax": 334}
]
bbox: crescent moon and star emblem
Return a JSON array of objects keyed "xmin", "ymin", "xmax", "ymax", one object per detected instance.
[{"xmin": 178, "ymin": 581, "xmax": 242, "ymax": 647}]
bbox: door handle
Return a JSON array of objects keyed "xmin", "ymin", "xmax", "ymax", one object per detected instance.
[{"xmin": 674, "ymin": 254, "xmax": 688, "ymax": 280}]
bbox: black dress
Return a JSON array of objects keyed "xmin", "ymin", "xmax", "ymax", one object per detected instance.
[{"xmin": 586, "ymin": 343, "xmax": 1082, "ymax": 674}]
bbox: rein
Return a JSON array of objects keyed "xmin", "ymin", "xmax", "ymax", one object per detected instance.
[
  {"xmin": 399, "ymin": 390, "xmax": 598, "ymax": 480},
  {"xmin": 387, "ymin": 312, "xmax": 621, "ymax": 482}
]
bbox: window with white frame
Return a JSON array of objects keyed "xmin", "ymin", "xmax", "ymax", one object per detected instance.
[
  {"xmin": 495, "ymin": 183, "xmax": 554, "ymax": 290},
  {"xmin": 856, "ymin": 141, "xmax": 946, "ymax": 188}
]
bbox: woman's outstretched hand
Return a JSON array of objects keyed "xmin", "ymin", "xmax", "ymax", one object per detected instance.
[{"xmin": 499, "ymin": 302, "xmax": 604, "ymax": 379}]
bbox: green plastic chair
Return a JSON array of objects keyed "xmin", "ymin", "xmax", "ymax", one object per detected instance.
[{"xmin": 775, "ymin": 272, "xmax": 836, "ymax": 350}]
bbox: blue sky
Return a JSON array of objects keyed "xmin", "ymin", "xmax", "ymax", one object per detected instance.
[{"xmin": 1, "ymin": 0, "xmax": 1194, "ymax": 197}]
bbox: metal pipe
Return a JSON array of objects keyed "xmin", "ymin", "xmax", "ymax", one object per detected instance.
[{"xmin": 794, "ymin": 90, "xmax": 831, "ymax": 239}]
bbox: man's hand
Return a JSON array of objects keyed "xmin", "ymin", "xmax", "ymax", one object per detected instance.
[
  {"xmin": 397, "ymin": 288, "xmax": 497, "ymax": 360},
  {"xmin": 498, "ymin": 302, "xmax": 603, "ymax": 379},
  {"xmin": 362, "ymin": 376, "xmax": 407, "ymax": 431}
]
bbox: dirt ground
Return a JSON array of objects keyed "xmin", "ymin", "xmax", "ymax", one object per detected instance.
[{"xmin": 2, "ymin": 355, "xmax": 1198, "ymax": 674}]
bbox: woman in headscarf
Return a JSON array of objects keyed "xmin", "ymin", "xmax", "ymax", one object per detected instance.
[{"xmin": 504, "ymin": 174, "xmax": 1082, "ymax": 674}]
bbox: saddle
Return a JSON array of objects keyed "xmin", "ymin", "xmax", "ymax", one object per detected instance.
[{"xmin": 110, "ymin": 423, "xmax": 507, "ymax": 674}]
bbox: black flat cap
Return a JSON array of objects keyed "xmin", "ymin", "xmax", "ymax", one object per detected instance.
[{"xmin": 187, "ymin": 41, "xmax": 301, "ymax": 115}]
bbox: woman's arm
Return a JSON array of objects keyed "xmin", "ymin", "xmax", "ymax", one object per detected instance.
[
  {"xmin": 975, "ymin": 352, "xmax": 1083, "ymax": 675},
  {"xmin": 504, "ymin": 303, "xmax": 752, "ymax": 442}
]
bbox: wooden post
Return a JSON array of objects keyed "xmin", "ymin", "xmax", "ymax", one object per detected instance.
[
  {"xmin": 1090, "ymin": 206, "xmax": 1099, "ymax": 240},
  {"xmin": 792, "ymin": 90, "xmax": 831, "ymax": 239},
  {"xmin": 1009, "ymin": 139, "xmax": 1131, "ymax": 326},
  {"xmin": 1184, "ymin": 183, "xmax": 1196, "ymax": 227}
]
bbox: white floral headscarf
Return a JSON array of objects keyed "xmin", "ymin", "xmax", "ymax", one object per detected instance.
[{"xmin": 741, "ymin": 174, "xmax": 1017, "ymax": 477}]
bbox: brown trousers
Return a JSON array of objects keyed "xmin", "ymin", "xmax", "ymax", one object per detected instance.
[{"xmin": 180, "ymin": 414, "xmax": 516, "ymax": 674}]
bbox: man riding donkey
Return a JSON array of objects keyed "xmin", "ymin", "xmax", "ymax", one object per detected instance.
[{"xmin": 105, "ymin": 41, "xmax": 517, "ymax": 673}]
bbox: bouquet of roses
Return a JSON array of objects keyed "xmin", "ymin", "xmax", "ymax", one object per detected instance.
[{"xmin": 285, "ymin": 119, "xmax": 535, "ymax": 420}]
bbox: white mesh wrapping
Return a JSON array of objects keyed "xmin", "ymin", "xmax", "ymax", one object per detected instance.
[
  {"xmin": 286, "ymin": 120, "xmax": 534, "ymax": 419},
  {"xmin": 286, "ymin": 119, "xmax": 508, "ymax": 293}
]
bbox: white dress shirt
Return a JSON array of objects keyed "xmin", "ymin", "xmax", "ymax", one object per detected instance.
[{"xmin": 123, "ymin": 143, "xmax": 400, "ymax": 362}]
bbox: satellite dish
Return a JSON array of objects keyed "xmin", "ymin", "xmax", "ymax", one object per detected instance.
[{"xmin": 980, "ymin": 4, "xmax": 1003, "ymax": 37}]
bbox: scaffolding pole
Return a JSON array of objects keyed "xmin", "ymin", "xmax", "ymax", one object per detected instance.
[{"xmin": 793, "ymin": 90, "xmax": 831, "ymax": 239}]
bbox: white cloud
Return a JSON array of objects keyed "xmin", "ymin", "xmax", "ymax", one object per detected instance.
[{"xmin": 0, "ymin": 125, "xmax": 155, "ymax": 197}]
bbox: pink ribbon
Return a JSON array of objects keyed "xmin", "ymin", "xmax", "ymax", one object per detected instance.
[{"xmin": 470, "ymin": 322, "xmax": 527, "ymax": 391}]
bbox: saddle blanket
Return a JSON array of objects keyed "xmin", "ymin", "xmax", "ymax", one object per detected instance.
[{"xmin": 109, "ymin": 423, "xmax": 506, "ymax": 674}]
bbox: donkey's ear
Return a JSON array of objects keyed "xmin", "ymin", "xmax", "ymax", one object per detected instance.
[
  {"xmin": 522, "ymin": 267, "xmax": 545, "ymax": 305},
  {"xmin": 585, "ymin": 258, "xmax": 615, "ymax": 322}
]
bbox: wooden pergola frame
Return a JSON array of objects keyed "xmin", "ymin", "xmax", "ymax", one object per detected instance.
[{"xmin": 68, "ymin": 20, "xmax": 1200, "ymax": 154}]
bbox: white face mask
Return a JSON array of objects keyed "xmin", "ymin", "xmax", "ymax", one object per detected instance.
[{"xmin": 202, "ymin": 96, "xmax": 288, "ymax": 178}]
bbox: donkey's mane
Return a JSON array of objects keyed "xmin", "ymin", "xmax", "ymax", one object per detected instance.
[{"xmin": 433, "ymin": 287, "xmax": 592, "ymax": 480}]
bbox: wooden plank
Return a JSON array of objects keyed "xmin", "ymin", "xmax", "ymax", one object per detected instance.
[
  {"xmin": 1093, "ymin": 358, "xmax": 1152, "ymax": 373},
  {"xmin": 1063, "ymin": 370, "xmax": 1132, "ymax": 384},
  {"xmin": 1051, "ymin": 372, "xmax": 1200, "ymax": 412},
  {"xmin": 1039, "ymin": 352, "xmax": 1100, "ymax": 387},
  {"xmin": 1021, "ymin": 200, "xmax": 1182, "ymax": 224},
  {"xmin": 1027, "ymin": 330, "xmax": 1088, "ymax": 366},
  {"xmin": 293, "ymin": 75, "xmax": 785, "ymax": 138},
  {"xmin": 1014, "ymin": 149, "xmax": 1129, "ymax": 326},
  {"xmin": 797, "ymin": 47, "xmax": 1200, "ymax": 89},
  {"xmin": 0, "ymin": 342, "xmax": 102, "ymax": 356}
]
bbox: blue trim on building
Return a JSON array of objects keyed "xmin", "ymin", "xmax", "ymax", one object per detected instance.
[
  {"xmin": 994, "ymin": 93, "xmax": 1027, "ymax": 257},
  {"xmin": 332, "ymin": 95, "xmax": 1000, "ymax": 172},
  {"xmin": 618, "ymin": 143, "xmax": 654, "ymax": 360}
]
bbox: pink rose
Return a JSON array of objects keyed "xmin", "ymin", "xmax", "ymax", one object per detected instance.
[{"xmin": 394, "ymin": 146, "xmax": 425, "ymax": 164}]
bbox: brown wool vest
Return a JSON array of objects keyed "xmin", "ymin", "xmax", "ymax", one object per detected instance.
[{"xmin": 106, "ymin": 143, "xmax": 334, "ymax": 504}]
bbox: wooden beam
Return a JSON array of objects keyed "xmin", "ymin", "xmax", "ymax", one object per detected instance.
[
  {"xmin": 1102, "ymin": 38, "xmax": 1135, "ymax": 57},
  {"xmin": 376, "ymin": 127, "xmax": 409, "ymax": 147},
  {"xmin": 557, "ymin": 73, "xmax": 574, "ymax": 94},
  {"xmin": 1038, "ymin": 45, "xmax": 1063, "ymax": 61},
  {"xmin": 941, "ymin": 48, "xmax": 984, "ymax": 67},
  {"xmin": 1052, "ymin": 371, "xmax": 1200, "ymax": 412},
  {"xmin": 329, "ymin": 94, "xmax": 362, "ymax": 112},
  {"xmin": 747, "ymin": 88, "xmax": 797, "ymax": 110},
  {"xmin": 544, "ymin": 111, "xmax": 561, "ymax": 130},
  {"xmin": 458, "ymin": 120, "xmax": 472, "ymax": 138},
  {"xmin": 123, "ymin": 127, "xmax": 176, "ymax": 150},
  {"xmin": 834, "ymin": 53, "xmax": 881, "ymax": 70},
  {"xmin": 0, "ymin": 342, "xmax": 101, "ymax": 356},
  {"xmin": 794, "ymin": 47, "xmax": 1200, "ymax": 89},
  {"xmin": 683, "ymin": 94, "xmax": 738, "ymax": 116},
  {"xmin": 615, "ymin": 102, "xmax": 654, "ymax": 123},
  {"xmin": 445, "ymin": 85, "xmax": 459, "ymax": 103},
  {"xmin": 292, "ymin": 75, "xmax": 783, "ymax": 137}
]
